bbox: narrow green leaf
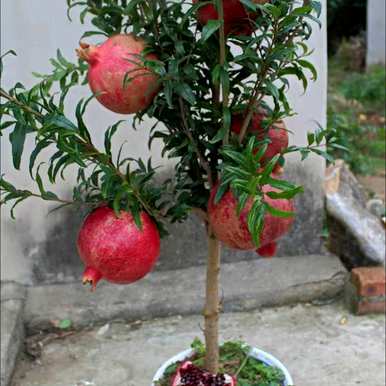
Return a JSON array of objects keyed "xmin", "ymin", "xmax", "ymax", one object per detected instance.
[
  {"xmin": 29, "ymin": 140, "xmax": 51, "ymax": 178},
  {"xmin": 201, "ymin": 20, "xmax": 221, "ymax": 42},
  {"xmin": 58, "ymin": 319, "xmax": 72, "ymax": 329},
  {"xmin": 214, "ymin": 182, "xmax": 229, "ymax": 204},
  {"xmin": 9, "ymin": 123, "xmax": 27, "ymax": 170},
  {"xmin": 176, "ymin": 83, "xmax": 196, "ymax": 105},
  {"xmin": 265, "ymin": 202, "xmax": 294, "ymax": 218},
  {"xmin": 266, "ymin": 186, "xmax": 303, "ymax": 199},
  {"xmin": 236, "ymin": 192, "xmax": 249, "ymax": 215},
  {"xmin": 298, "ymin": 59, "xmax": 317, "ymax": 81}
]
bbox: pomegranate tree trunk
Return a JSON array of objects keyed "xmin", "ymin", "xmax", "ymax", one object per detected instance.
[{"xmin": 204, "ymin": 226, "xmax": 221, "ymax": 373}]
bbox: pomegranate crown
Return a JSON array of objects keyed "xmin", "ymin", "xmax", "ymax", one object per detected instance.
[
  {"xmin": 76, "ymin": 42, "xmax": 99, "ymax": 64},
  {"xmin": 82, "ymin": 267, "xmax": 103, "ymax": 291}
]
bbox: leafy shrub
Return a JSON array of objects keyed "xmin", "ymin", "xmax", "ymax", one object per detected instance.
[
  {"xmin": 328, "ymin": 59, "xmax": 385, "ymax": 175},
  {"xmin": 339, "ymin": 65, "xmax": 386, "ymax": 112},
  {"xmin": 335, "ymin": 35, "xmax": 366, "ymax": 72},
  {"xmin": 327, "ymin": 109, "xmax": 383, "ymax": 175}
]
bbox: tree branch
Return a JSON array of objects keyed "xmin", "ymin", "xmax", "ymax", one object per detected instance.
[
  {"xmin": 0, "ymin": 89, "xmax": 44, "ymax": 119},
  {"xmin": 238, "ymin": 22, "xmax": 278, "ymax": 144},
  {"xmin": 178, "ymin": 97, "xmax": 214, "ymax": 187},
  {"xmin": 218, "ymin": 0, "xmax": 230, "ymax": 145}
]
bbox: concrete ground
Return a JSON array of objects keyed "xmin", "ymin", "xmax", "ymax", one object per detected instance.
[{"xmin": 12, "ymin": 302, "xmax": 385, "ymax": 386}]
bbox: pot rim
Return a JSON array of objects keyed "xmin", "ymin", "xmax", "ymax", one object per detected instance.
[{"xmin": 151, "ymin": 346, "xmax": 294, "ymax": 386}]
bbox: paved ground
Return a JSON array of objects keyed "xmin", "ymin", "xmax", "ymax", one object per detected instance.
[{"xmin": 12, "ymin": 302, "xmax": 385, "ymax": 386}]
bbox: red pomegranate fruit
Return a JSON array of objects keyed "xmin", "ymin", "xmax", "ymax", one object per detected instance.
[
  {"xmin": 171, "ymin": 361, "xmax": 236, "ymax": 386},
  {"xmin": 231, "ymin": 111, "xmax": 289, "ymax": 170},
  {"xmin": 77, "ymin": 34, "xmax": 160, "ymax": 114},
  {"xmin": 77, "ymin": 206, "xmax": 160, "ymax": 290},
  {"xmin": 194, "ymin": 0, "xmax": 269, "ymax": 36},
  {"xmin": 208, "ymin": 183, "xmax": 294, "ymax": 257}
]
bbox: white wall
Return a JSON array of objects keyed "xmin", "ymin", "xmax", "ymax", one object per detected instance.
[
  {"xmin": 1, "ymin": 0, "xmax": 327, "ymax": 284},
  {"xmin": 367, "ymin": 0, "xmax": 386, "ymax": 66}
]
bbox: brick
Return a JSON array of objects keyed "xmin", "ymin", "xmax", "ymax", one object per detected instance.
[
  {"xmin": 351, "ymin": 267, "xmax": 386, "ymax": 298},
  {"xmin": 356, "ymin": 300, "xmax": 386, "ymax": 315}
]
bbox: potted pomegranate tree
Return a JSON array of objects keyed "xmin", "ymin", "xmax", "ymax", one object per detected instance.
[{"xmin": 1, "ymin": 0, "xmax": 337, "ymax": 384}]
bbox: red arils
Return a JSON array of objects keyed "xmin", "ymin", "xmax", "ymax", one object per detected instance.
[
  {"xmin": 77, "ymin": 206, "xmax": 160, "ymax": 290},
  {"xmin": 77, "ymin": 34, "xmax": 160, "ymax": 114},
  {"xmin": 208, "ymin": 183, "xmax": 294, "ymax": 256},
  {"xmin": 171, "ymin": 361, "xmax": 236, "ymax": 386}
]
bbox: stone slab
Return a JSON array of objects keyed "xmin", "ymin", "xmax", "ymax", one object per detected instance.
[
  {"xmin": 25, "ymin": 255, "xmax": 347, "ymax": 333},
  {"xmin": 12, "ymin": 302, "xmax": 385, "ymax": 386},
  {"xmin": 1, "ymin": 282, "xmax": 26, "ymax": 386},
  {"xmin": 325, "ymin": 161, "xmax": 386, "ymax": 267}
]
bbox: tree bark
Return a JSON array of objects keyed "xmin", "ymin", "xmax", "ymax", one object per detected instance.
[{"xmin": 204, "ymin": 226, "xmax": 221, "ymax": 373}]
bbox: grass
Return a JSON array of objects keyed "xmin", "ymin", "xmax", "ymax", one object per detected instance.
[{"xmin": 327, "ymin": 58, "xmax": 386, "ymax": 175}]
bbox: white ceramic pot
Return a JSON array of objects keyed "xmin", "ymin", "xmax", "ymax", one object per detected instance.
[{"xmin": 152, "ymin": 347, "xmax": 294, "ymax": 386}]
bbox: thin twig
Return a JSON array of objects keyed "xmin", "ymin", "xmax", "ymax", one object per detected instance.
[
  {"xmin": 238, "ymin": 22, "xmax": 278, "ymax": 144},
  {"xmin": 0, "ymin": 89, "xmax": 44, "ymax": 118},
  {"xmin": 217, "ymin": 0, "xmax": 230, "ymax": 145},
  {"xmin": 178, "ymin": 97, "xmax": 214, "ymax": 187},
  {"xmin": 0, "ymin": 191, "xmax": 73, "ymax": 206}
]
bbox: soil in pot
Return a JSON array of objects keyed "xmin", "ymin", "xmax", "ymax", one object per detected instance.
[{"xmin": 154, "ymin": 339, "xmax": 286, "ymax": 386}]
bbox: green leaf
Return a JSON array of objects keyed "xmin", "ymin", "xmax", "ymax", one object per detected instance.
[
  {"xmin": 266, "ymin": 186, "xmax": 303, "ymax": 199},
  {"xmin": 278, "ymin": 66, "xmax": 308, "ymax": 92},
  {"xmin": 9, "ymin": 123, "xmax": 27, "ymax": 170},
  {"xmin": 58, "ymin": 319, "xmax": 72, "ymax": 329},
  {"xmin": 223, "ymin": 106, "xmax": 231, "ymax": 131},
  {"xmin": 29, "ymin": 140, "xmax": 52, "ymax": 178},
  {"xmin": 201, "ymin": 20, "xmax": 221, "ymax": 42},
  {"xmin": 41, "ymin": 191, "xmax": 59, "ymax": 201},
  {"xmin": 265, "ymin": 202, "xmax": 294, "ymax": 218},
  {"xmin": 254, "ymin": 143, "xmax": 269, "ymax": 162},
  {"xmin": 261, "ymin": 154, "xmax": 280, "ymax": 180},
  {"xmin": 214, "ymin": 182, "xmax": 229, "ymax": 204},
  {"xmin": 175, "ymin": 83, "xmax": 196, "ymax": 105},
  {"xmin": 236, "ymin": 192, "xmax": 249, "ymax": 214},
  {"xmin": 247, "ymin": 199, "xmax": 265, "ymax": 247},
  {"xmin": 267, "ymin": 177, "xmax": 298, "ymax": 191},
  {"xmin": 298, "ymin": 59, "xmax": 318, "ymax": 81},
  {"xmin": 239, "ymin": 0, "xmax": 257, "ymax": 12},
  {"xmin": 45, "ymin": 114, "xmax": 78, "ymax": 131},
  {"xmin": 0, "ymin": 176, "xmax": 16, "ymax": 192},
  {"xmin": 210, "ymin": 125, "xmax": 228, "ymax": 144},
  {"xmin": 130, "ymin": 204, "xmax": 143, "ymax": 230},
  {"xmin": 312, "ymin": 148, "xmax": 335, "ymax": 163}
]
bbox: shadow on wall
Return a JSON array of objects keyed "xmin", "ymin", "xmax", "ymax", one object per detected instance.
[
  {"xmin": 24, "ymin": 161, "xmax": 324, "ymax": 285},
  {"xmin": 159, "ymin": 162, "xmax": 325, "ymax": 271},
  {"xmin": 28, "ymin": 207, "xmax": 88, "ymax": 285}
]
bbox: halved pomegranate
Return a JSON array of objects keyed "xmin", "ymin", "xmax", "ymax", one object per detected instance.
[{"xmin": 171, "ymin": 361, "xmax": 236, "ymax": 386}]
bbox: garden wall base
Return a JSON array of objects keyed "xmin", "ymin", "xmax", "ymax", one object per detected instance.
[
  {"xmin": 1, "ymin": 282, "xmax": 26, "ymax": 386},
  {"xmin": 25, "ymin": 254, "xmax": 346, "ymax": 334}
]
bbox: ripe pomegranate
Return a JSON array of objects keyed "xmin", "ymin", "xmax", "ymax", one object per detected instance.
[
  {"xmin": 231, "ymin": 111, "xmax": 288, "ymax": 171},
  {"xmin": 208, "ymin": 183, "xmax": 294, "ymax": 257},
  {"xmin": 76, "ymin": 34, "xmax": 160, "ymax": 114},
  {"xmin": 171, "ymin": 361, "xmax": 236, "ymax": 386},
  {"xmin": 77, "ymin": 206, "xmax": 160, "ymax": 290},
  {"xmin": 193, "ymin": 0, "xmax": 269, "ymax": 36}
]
